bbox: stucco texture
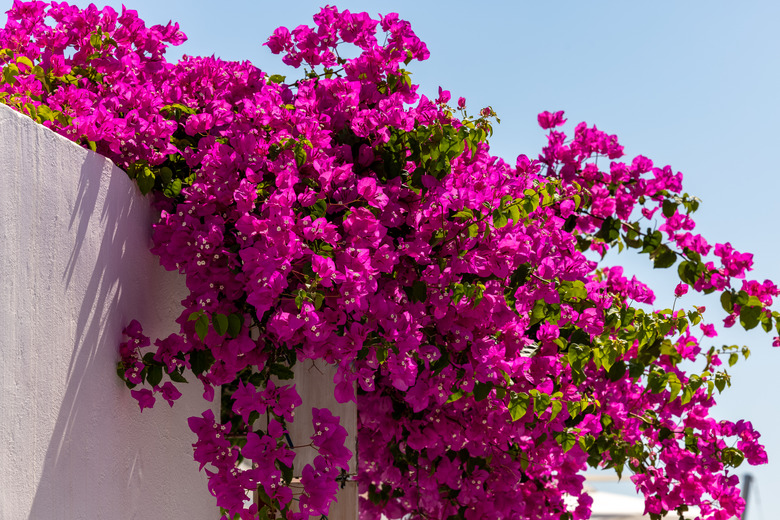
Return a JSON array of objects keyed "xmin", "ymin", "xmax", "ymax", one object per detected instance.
[{"xmin": 0, "ymin": 103, "xmax": 218, "ymax": 519}]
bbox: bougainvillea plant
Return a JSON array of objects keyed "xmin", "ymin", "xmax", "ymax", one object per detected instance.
[{"xmin": 1, "ymin": 2, "xmax": 776, "ymax": 519}]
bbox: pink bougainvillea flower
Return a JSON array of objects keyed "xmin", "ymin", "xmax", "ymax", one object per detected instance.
[
  {"xmin": 159, "ymin": 382, "xmax": 182, "ymax": 407},
  {"xmin": 311, "ymin": 407, "xmax": 351, "ymax": 470},
  {"xmin": 131, "ymin": 388, "xmax": 156, "ymax": 411},
  {"xmin": 700, "ymin": 323, "xmax": 717, "ymax": 338},
  {"xmin": 537, "ymin": 110, "xmax": 567, "ymax": 129}
]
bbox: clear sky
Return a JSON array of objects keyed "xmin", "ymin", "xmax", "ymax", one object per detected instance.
[{"xmin": 9, "ymin": 1, "xmax": 779, "ymax": 517}]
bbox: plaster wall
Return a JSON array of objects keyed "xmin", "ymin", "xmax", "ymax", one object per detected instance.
[{"xmin": 0, "ymin": 103, "xmax": 218, "ymax": 519}]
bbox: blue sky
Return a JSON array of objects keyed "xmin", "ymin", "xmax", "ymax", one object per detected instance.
[{"xmin": 10, "ymin": 1, "xmax": 780, "ymax": 516}]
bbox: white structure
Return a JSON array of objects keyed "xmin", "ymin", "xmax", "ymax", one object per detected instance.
[
  {"xmin": 588, "ymin": 490, "xmax": 703, "ymax": 520},
  {"xmin": 0, "ymin": 103, "xmax": 218, "ymax": 519},
  {"xmin": 582, "ymin": 474, "xmax": 704, "ymax": 520}
]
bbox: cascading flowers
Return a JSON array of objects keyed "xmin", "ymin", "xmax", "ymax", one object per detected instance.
[{"xmin": 1, "ymin": 2, "xmax": 776, "ymax": 519}]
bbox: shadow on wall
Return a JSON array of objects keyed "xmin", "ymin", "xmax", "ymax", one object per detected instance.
[{"xmin": 0, "ymin": 104, "xmax": 216, "ymax": 520}]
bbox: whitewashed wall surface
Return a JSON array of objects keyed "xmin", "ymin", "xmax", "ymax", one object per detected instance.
[{"xmin": 0, "ymin": 103, "xmax": 218, "ymax": 519}]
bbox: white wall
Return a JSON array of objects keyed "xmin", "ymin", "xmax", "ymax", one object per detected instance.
[{"xmin": 0, "ymin": 103, "xmax": 218, "ymax": 519}]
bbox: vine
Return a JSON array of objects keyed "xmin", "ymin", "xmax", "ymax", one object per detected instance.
[{"xmin": 1, "ymin": 3, "xmax": 776, "ymax": 519}]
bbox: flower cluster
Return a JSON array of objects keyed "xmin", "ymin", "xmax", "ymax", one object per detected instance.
[{"xmin": 2, "ymin": 2, "xmax": 777, "ymax": 519}]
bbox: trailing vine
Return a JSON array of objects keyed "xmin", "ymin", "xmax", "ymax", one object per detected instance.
[{"xmin": 1, "ymin": 3, "xmax": 776, "ymax": 519}]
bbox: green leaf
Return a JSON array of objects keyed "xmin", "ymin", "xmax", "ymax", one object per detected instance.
[
  {"xmin": 310, "ymin": 198, "xmax": 327, "ymax": 219},
  {"xmin": 169, "ymin": 369, "xmax": 188, "ymax": 383},
  {"xmin": 446, "ymin": 389, "xmax": 464, "ymax": 403},
  {"xmin": 596, "ymin": 216, "xmax": 621, "ymax": 242},
  {"xmin": 451, "ymin": 283, "xmax": 466, "ymax": 304},
  {"xmin": 624, "ymin": 225, "xmax": 642, "ymax": 248},
  {"xmin": 89, "ymin": 32, "xmax": 103, "ymax": 49},
  {"xmin": 473, "ymin": 382, "xmax": 492, "ymax": 402},
  {"xmin": 162, "ymin": 103, "xmax": 196, "ymax": 115},
  {"xmin": 719, "ymin": 291, "xmax": 734, "ymax": 313},
  {"xmin": 471, "ymin": 282, "xmax": 486, "ymax": 308},
  {"xmin": 653, "ymin": 246, "xmax": 677, "ymax": 269},
  {"xmin": 662, "ymin": 199, "xmax": 678, "ymax": 218},
  {"xmin": 677, "ymin": 260, "xmax": 696, "ymax": 285},
  {"xmin": 578, "ymin": 434, "xmax": 595, "ymax": 452},
  {"xmin": 269, "ymin": 363, "xmax": 295, "ymax": 380},
  {"xmin": 410, "ymin": 280, "xmax": 427, "ymax": 303},
  {"xmin": 509, "ymin": 392, "xmax": 529, "ymax": 421},
  {"xmin": 116, "ymin": 361, "xmax": 129, "ymax": 383},
  {"xmin": 2, "ymin": 63, "xmax": 19, "ymax": 84},
  {"xmin": 560, "ymin": 280, "xmax": 587, "ymax": 301},
  {"xmin": 683, "ymin": 247, "xmax": 701, "ymax": 263},
  {"xmin": 492, "ymin": 209, "xmax": 509, "ymax": 229},
  {"xmin": 549, "ymin": 400, "xmax": 564, "ymax": 422},
  {"xmin": 530, "ymin": 300, "xmax": 547, "ymax": 325},
  {"xmin": 519, "ymin": 451, "xmax": 530, "ymax": 471},
  {"xmin": 739, "ymin": 305, "xmax": 761, "ymax": 330},
  {"xmin": 567, "ymin": 343, "xmax": 591, "ymax": 374},
  {"xmin": 467, "ymin": 223, "xmax": 480, "ymax": 237},
  {"xmin": 195, "ymin": 314, "xmax": 209, "ymax": 341},
  {"xmin": 680, "ymin": 386, "xmax": 694, "ymax": 405},
  {"xmin": 647, "ymin": 368, "xmax": 667, "ymax": 394},
  {"xmin": 555, "ymin": 431, "xmax": 577, "ymax": 452},
  {"xmin": 714, "ymin": 373, "xmax": 729, "ymax": 393},
  {"xmin": 667, "ymin": 373, "xmax": 682, "ymax": 402},
  {"xmin": 35, "ymin": 104, "xmax": 56, "ymax": 122},
  {"xmin": 159, "ymin": 166, "xmax": 173, "ymax": 185},
  {"xmin": 641, "ymin": 230, "xmax": 663, "ymax": 253},
  {"xmin": 147, "ymin": 365, "xmax": 163, "ymax": 387},
  {"xmin": 15, "ymin": 55, "xmax": 34, "ymax": 69},
  {"xmin": 721, "ymin": 447, "xmax": 745, "ymax": 468},
  {"xmin": 294, "ymin": 141, "xmax": 308, "ymax": 168},
  {"xmin": 162, "ymin": 178, "xmax": 182, "ymax": 197},
  {"xmin": 190, "ymin": 349, "xmax": 215, "ymax": 376},
  {"xmin": 257, "ymin": 507, "xmax": 272, "ymax": 520},
  {"xmin": 508, "ymin": 204, "xmax": 521, "ymax": 224},
  {"xmin": 277, "ymin": 459, "xmax": 294, "ymax": 485},
  {"xmin": 607, "ymin": 360, "xmax": 626, "ymax": 382},
  {"xmin": 227, "ymin": 313, "xmax": 243, "ymax": 338},
  {"xmin": 533, "ymin": 391, "xmax": 551, "ymax": 415},
  {"xmin": 136, "ymin": 165, "xmax": 155, "ymax": 194},
  {"xmin": 212, "ymin": 313, "xmax": 229, "ymax": 336}
]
